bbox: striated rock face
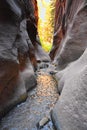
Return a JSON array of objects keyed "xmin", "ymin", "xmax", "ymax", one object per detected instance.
[
  {"xmin": 51, "ymin": 0, "xmax": 87, "ymax": 130},
  {"xmin": 50, "ymin": 0, "xmax": 87, "ymax": 70},
  {"xmin": 0, "ymin": 0, "xmax": 30, "ymax": 118},
  {"xmin": 52, "ymin": 49, "xmax": 87, "ymax": 130},
  {"xmin": 50, "ymin": 0, "xmax": 66, "ymax": 60},
  {"xmin": 27, "ymin": 0, "xmax": 51, "ymax": 63},
  {"xmin": 0, "ymin": 0, "xmax": 50, "ymax": 118}
]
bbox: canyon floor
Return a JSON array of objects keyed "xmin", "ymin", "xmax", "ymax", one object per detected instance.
[{"xmin": 0, "ymin": 62, "xmax": 59, "ymax": 130}]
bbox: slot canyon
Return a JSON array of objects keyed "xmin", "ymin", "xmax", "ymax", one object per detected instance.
[{"xmin": 0, "ymin": 0, "xmax": 87, "ymax": 130}]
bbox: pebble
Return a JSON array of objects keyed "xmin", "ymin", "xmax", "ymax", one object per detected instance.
[{"xmin": 37, "ymin": 117, "xmax": 50, "ymax": 128}]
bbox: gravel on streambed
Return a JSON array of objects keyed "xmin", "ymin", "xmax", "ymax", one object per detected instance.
[{"xmin": 0, "ymin": 70, "xmax": 59, "ymax": 130}]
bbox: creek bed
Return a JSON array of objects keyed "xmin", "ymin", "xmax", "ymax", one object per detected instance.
[{"xmin": 0, "ymin": 69, "xmax": 59, "ymax": 130}]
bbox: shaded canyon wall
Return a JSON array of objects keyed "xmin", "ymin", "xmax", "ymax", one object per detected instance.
[{"xmin": 0, "ymin": 0, "xmax": 50, "ymax": 118}]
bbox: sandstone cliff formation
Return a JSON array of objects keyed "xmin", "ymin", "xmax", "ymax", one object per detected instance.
[
  {"xmin": 1, "ymin": 0, "xmax": 87, "ymax": 129},
  {"xmin": 50, "ymin": 0, "xmax": 66, "ymax": 60},
  {"xmin": 0, "ymin": 0, "xmax": 50, "ymax": 118},
  {"xmin": 50, "ymin": 0, "xmax": 87, "ymax": 70},
  {"xmin": 51, "ymin": 0, "xmax": 87, "ymax": 130}
]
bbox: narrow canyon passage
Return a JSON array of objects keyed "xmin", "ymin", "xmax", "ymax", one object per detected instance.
[
  {"xmin": 0, "ymin": 62, "xmax": 59, "ymax": 130},
  {"xmin": 0, "ymin": 0, "xmax": 59, "ymax": 129},
  {"xmin": 0, "ymin": 0, "xmax": 87, "ymax": 130}
]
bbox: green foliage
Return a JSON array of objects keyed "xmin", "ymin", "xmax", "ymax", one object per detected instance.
[
  {"xmin": 42, "ymin": 41, "xmax": 52, "ymax": 52},
  {"xmin": 37, "ymin": 0, "xmax": 55, "ymax": 52},
  {"xmin": 39, "ymin": 37, "xmax": 52, "ymax": 52}
]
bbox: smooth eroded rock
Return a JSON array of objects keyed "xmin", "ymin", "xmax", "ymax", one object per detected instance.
[
  {"xmin": 20, "ymin": 58, "xmax": 37, "ymax": 91},
  {"xmin": 51, "ymin": 48, "xmax": 87, "ymax": 130},
  {"xmin": 0, "ymin": 61, "xmax": 27, "ymax": 119},
  {"xmin": 51, "ymin": 0, "xmax": 87, "ymax": 70},
  {"xmin": 0, "ymin": 0, "xmax": 37, "ymax": 118}
]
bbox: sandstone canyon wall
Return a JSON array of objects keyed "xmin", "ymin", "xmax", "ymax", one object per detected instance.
[
  {"xmin": 50, "ymin": 0, "xmax": 87, "ymax": 70},
  {"xmin": 0, "ymin": 0, "xmax": 50, "ymax": 118},
  {"xmin": 50, "ymin": 0, "xmax": 66, "ymax": 60},
  {"xmin": 51, "ymin": 0, "xmax": 87, "ymax": 130}
]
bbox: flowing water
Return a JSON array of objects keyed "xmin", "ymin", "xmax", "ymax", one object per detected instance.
[{"xmin": 0, "ymin": 63, "xmax": 59, "ymax": 130}]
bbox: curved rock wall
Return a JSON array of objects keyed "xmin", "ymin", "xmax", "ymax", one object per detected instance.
[
  {"xmin": 0, "ymin": 0, "xmax": 50, "ymax": 118},
  {"xmin": 51, "ymin": 1, "xmax": 87, "ymax": 130},
  {"xmin": 50, "ymin": 0, "xmax": 87, "ymax": 70},
  {"xmin": 50, "ymin": 0, "xmax": 66, "ymax": 60},
  {"xmin": 0, "ymin": 0, "xmax": 32, "ymax": 118}
]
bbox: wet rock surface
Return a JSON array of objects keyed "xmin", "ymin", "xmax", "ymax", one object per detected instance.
[{"xmin": 0, "ymin": 63, "xmax": 59, "ymax": 130}]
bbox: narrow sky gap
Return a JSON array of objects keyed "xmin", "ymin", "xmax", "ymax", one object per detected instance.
[{"xmin": 37, "ymin": 0, "xmax": 55, "ymax": 52}]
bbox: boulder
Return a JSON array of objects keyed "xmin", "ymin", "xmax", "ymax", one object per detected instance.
[{"xmin": 51, "ymin": 49, "xmax": 87, "ymax": 130}]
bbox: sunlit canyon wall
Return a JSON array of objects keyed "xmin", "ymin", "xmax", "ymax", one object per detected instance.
[
  {"xmin": 50, "ymin": 0, "xmax": 87, "ymax": 70},
  {"xmin": 51, "ymin": 1, "xmax": 87, "ymax": 130}
]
